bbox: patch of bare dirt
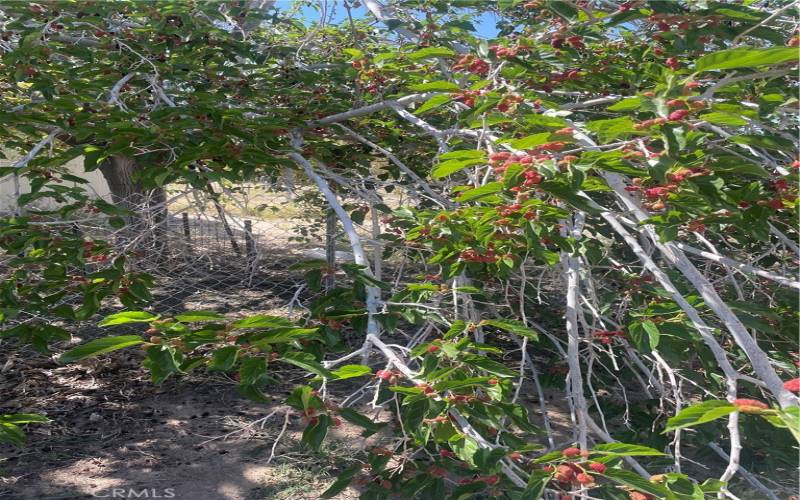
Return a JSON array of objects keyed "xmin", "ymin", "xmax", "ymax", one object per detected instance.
[{"xmin": 0, "ymin": 347, "xmax": 369, "ymax": 500}]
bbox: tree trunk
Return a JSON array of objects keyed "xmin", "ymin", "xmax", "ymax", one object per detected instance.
[{"xmin": 99, "ymin": 155, "xmax": 167, "ymax": 259}]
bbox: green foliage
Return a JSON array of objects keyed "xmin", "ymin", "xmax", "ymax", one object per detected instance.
[
  {"xmin": 0, "ymin": 413, "xmax": 49, "ymax": 447},
  {"xmin": 665, "ymin": 401, "xmax": 738, "ymax": 432},
  {"xmin": 1, "ymin": 0, "xmax": 798, "ymax": 498},
  {"xmin": 59, "ymin": 335, "xmax": 144, "ymax": 363}
]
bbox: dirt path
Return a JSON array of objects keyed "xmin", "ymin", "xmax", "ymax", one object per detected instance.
[{"xmin": 0, "ymin": 349, "xmax": 364, "ymax": 500}]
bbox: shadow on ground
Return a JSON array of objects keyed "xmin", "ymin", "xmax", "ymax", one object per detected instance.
[{"xmin": 0, "ymin": 346, "xmax": 367, "ymax": 500}]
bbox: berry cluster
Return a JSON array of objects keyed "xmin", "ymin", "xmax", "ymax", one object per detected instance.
[
  {"xmin": 454, "ymin": 89, "xmax": 487, "ymax": 108},
  {"xmin": 459, "ymin": 248, "xmax": 498, "ymax": 263},
  {"xmin": 732, "ymin": 398, "xmax": 770, "ymax": 414},
  {"xmin": 452, "ymin": 55, "xmax": 489, "ymax": 75},
  {"xmin": 489, "ymin": 44, "xmax": 529, "ymax": 59},
  {"xmin": 550, "ymin": 35, "xmax": 585, "ymax": 50},
  {"xmin": 541, "ymin": 448, "xmax": 604, "ymax": 490},
  {"xmin": 375, "ymin": 369, "xmax": 403, "ymax": 385},
  {"xmin": 496, "ymin": 94, "xmax": 523, "ymax": 113},
  {"xmin": 488, "ymin": 152, "xmax": 545, "ymax": 185},
  {"xmin": 592, "ymin": 329, "xmax": 626, "ymax": 345}
]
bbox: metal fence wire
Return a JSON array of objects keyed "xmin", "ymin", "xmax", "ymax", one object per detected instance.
[{"xmin": 0, "ymin": 181, "xmax": 374, "ymax": 336}]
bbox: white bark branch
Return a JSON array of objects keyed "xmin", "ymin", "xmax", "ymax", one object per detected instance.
[
  {"xmin": 309, "ymin": 93, "xmax": 439, "ymax": 127},
  {"xmin": 365, "ymin": 332, "xmax": 528, "ymax": 488},
  {"xmin": 288, "ymin": 138, "xmax": 381, "ymax": 351},
  {"xmin": 333, "ymin": 123, "xmax": 452, "ymax": 207},
  {"xmin": 667, "ymin": 243, "xmax": 799, "ymax": 290}
]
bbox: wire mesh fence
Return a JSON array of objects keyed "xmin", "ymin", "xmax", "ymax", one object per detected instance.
[{"xmin": 0, "ymin": 181, "xmax": 353, "ymax": 342}]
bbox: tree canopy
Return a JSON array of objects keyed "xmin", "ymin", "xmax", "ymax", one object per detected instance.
[{"xmin": 1, "ymin": 1, "xmax": 798, "ymax": 498}]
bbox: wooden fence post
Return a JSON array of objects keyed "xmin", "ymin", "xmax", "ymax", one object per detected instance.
[
  {"xmin": 181, "ymin": 212, "xmax": 193, "ymax": 256},
  {"xmin": 244, "ymin": 219, "xmax": 257, "ymax": 285},
  {"xmin": 244, "ymin": 220, "xmax": 256, "ymax": 260}
]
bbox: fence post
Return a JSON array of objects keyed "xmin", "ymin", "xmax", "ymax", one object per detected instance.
[
  {"xmin": 206, "ymin": 185, "xmax": 241, "ymax": 255},
  {"xmin": 181, "ymin": 211, "xmax": 193, "ymax": 256},
  {"xmin": 182, "ymin": 212, "xmax": 191, "ymax": 240},
  {"xmin": 244, "ymin": 219, "xmax": 259, "ymax": 287},
  {"xmin": 244, "ymin": 219, "xmax": 256, "ymax": 262}
]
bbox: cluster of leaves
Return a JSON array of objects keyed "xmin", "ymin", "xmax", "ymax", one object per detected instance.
[
  {"xmin": 0, "ymin": 413, "xmax": 49, "ymax": 447},
  {"xmin": 1, "ymin": 0, "xmax": 799, "ymax": 499},
  {"xmin": 0, "ymin": 214, "xmax": 153, "ymax": 351}
]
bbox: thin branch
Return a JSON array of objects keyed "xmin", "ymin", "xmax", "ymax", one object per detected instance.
[
  {"xmin": 667, "ymin": 243, "xmax": 799, "ymax": 290},
  {"xmin": 309, "ymin": 93, "xmax": 439, "ymax": 127},
  {"xmin": 365, "ymin": 332, "xmax": 528, "ymax": 488},
  {"xmin": 334, "ymin": 123, "xmax": 452, "ymax": 207}
]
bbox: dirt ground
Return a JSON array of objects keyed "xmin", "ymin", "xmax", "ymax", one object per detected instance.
[{"xmin": 0, "ymin": 346, "xmax": 370, "ymax": 500}]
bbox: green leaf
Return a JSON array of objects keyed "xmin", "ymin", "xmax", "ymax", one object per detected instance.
[
  {"xmin": 731, "ymin": 134, "xmax": 795, "ymax": 152},
  {"xmin": 482, "ymin": 319, "xmax": 538, "ymax": 341},
  {"xmin": 207, "ymin": 346, "xmax": 239, "ymax": 372},
  {"xmin": 302, "ymin": 414, "xmax": 330, "ymax": 451},
  {"xmin": 175, "ymin": 311, "xmax": 226, "ymax": 322},
  {"xmin": 776, "ymin": 407, "xmax": 800, "ymax": 443},
  {"xmin": 710, "ymin": 156, "xmax": 769, "ymax": 177},
  {"xmin": 431, "ymin": 158, "xmax": 484, "ymax": 179},
  {"xmin": 695, "ymin": 47, "xmax": 799, "ymax": 72},
  {"xmin": 329, "ymin": 364, "xmax": 372, "ymax": 380},
  {"xmin": 586, "ymin": 117, "xmax": 637, "ymax": 143},
  {"xmin": 279, "ymin": 352, "xmax": 334, "ymax": 379},
  {"xmin": 455, "ymin": 182, "xmax": 503, "ymax": 202},
  {"xmin": 449, "ymin": 480, "xmax": 486, "ymax": 499},
  {"xmin": 434, "ymin": 377, "xmax": 493, "ymax": 391},
  {"xmin": 0, "ymin": 413, "xmax": 50, "ymax": 425},
  {"xmin": 601, "ymin": 468, "xmax": 670, "ymax": 497},
  {"xmin": 143, "ymin": 346, "xmax": 183, "ymax": 385},
  {"xmin": 439, "ymin": 150, "xmax": 485, "ymax": 161},
  {"xmin": 59, "ymin": 335, "xmax": 143, "ymax": 363},
  {"xmin": 710, "ymin": 4, "xmax": 765, "ymax": 21},
  {"xmin": 239, "ymin": 357, "xmax": 268, "ymax": 386},
  {"xmin": 0, "ymin": 413, "xmax": 49, "ymax": 447},
  {"xmin": 532, "ymin": 450, "xmax": 564, "ymax": 463},
  {"xmin": 504, "ymin": 132, "xmax": 551, "ymax": 150},
  {"xmin": 339, "ymin": 408, "xmax": 387, "ymax": 437},
  {"xmin": 92, "ymin": 198, "xmax": 131, "ymax": 217},
  {"xmin": 98, "ymin": 311, "xmax": 158, "ymax": 326},
  {"xmin": 409, "ymin": 81, "xmax": 460, "ymax": 92},
  {"xmin": 408, "ymin": 47, "xmax": 455, "ymax": 60},
  {"xmin": 443, "ymin": 320, "xmax": 467, "ymax": 340},
  {"xmin": 592, "ymin": 443, "xmax": 665, "ymax": 456},
  {"xmin": 252, "ymin": 327, "xmax": 319, "ymax": 344},
  {"xmin": 460, "ymin": 354, "xmax": 517, "ymax": 377},
  {"xmin": 233, "ymin": 315, "xmax": 294, "ymax": 329},
  {"xmin": 665, "ymin": 400, "xmax": 736, "ymax": 433},
  {"xmin": 286, "ymin": 386, "xmax": 322, "ymax": 411},
  {"xmin": 641, "ymin": 320, "xmax": 660, "ymax": 350},
  {"xmin": 343, "ymin": 48, "xmax": 364, "ymax": 59},
  {"xmin": 321, "ymin": 463, "xmax": 362, "ymax": 498},
  {"xmin": 607, "ymin": 97, "xmax": 643, "ymax": 111},
  {"xmin": 0, "ymin": 423, "xmax": 26, "ymax": 447},
  {"xmin": 539, "ymin": 181, "xmax": 603, "ymax": 214},
  {"xmin": 700, "ymin": 112, "xmax": 748, "ymax": 127},
  {"xmin": 522, "ymin": 469, "xmax": 551, "ymax": 499},
  {"xmin": 238, "ymin": 384, "xmax": 271, "ymax": 403},
  {"xmin": 450, "ymin": 435, "xmax": 480, "ymax": 466},
  {"xmin": 414, "ymin": 94, "xmax": 452, "ymax": 114},
  {"xmin": 523, "ymin": 114, "xmax": 569, "ymax": 129}
]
